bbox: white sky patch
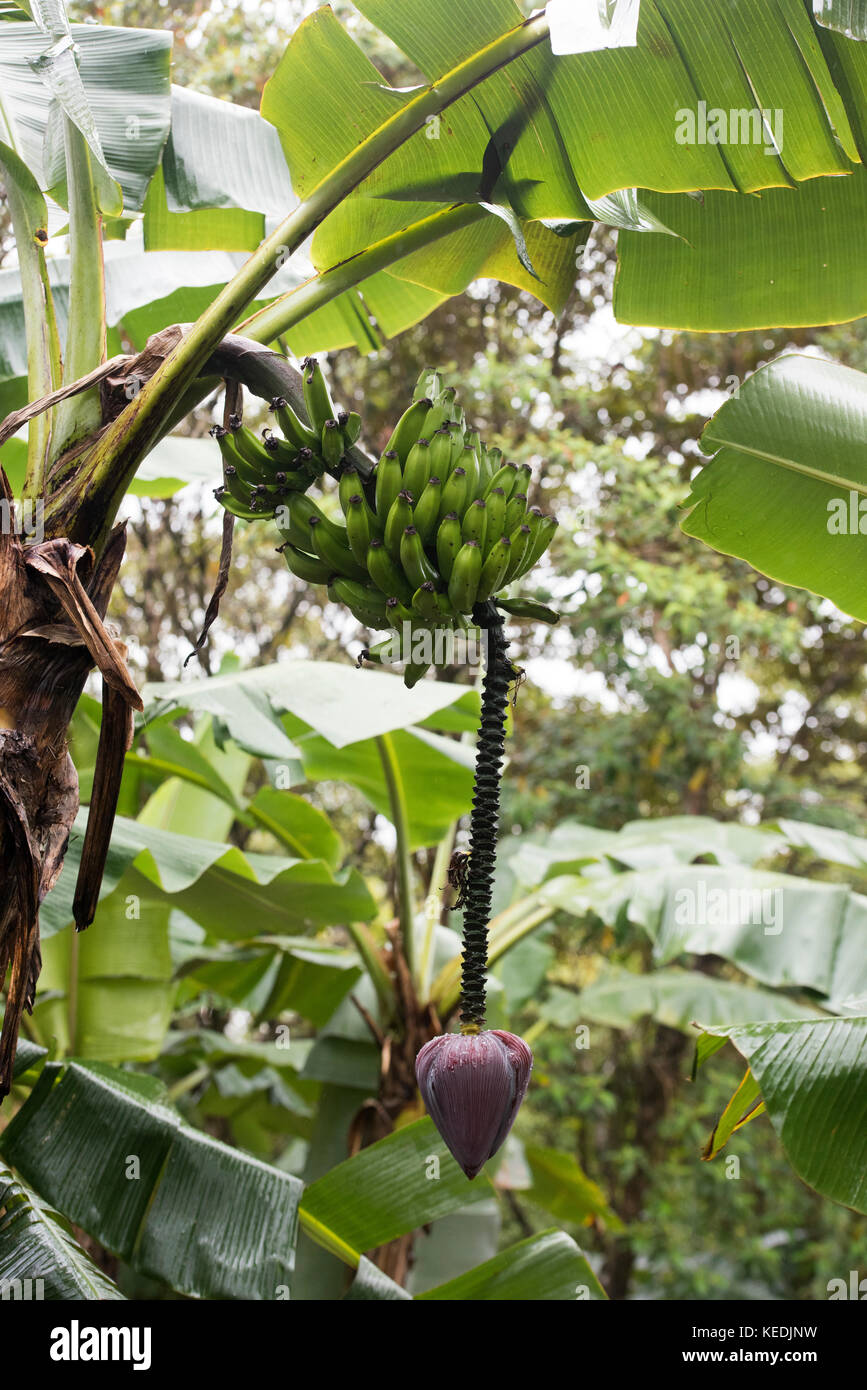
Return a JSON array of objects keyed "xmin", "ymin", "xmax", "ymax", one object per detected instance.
[
  {"xmin": 717, "ymin": 671, "xmax": 760, "ymax": 717},
  {"xmin": 548, "ymin": 0, "xmax": 642, "ymax": 55}
]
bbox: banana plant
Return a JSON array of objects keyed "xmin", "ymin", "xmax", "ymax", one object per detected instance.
[{"xmin": 0, "ymin": 0, "xmax": 866, "ymax": 1292}]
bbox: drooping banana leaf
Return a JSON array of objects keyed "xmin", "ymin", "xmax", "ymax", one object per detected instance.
[{"xmin": 680, "ymin": 355, "xmax": 867, "ymax": 621}]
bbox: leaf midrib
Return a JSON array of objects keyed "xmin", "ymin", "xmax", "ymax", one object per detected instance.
[{"xmin": 706, "ymin": 435, "xmax": 867, "ymax": 497}]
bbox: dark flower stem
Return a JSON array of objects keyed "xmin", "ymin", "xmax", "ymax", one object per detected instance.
[{"xmin": 460, "ymin": 600, "xmax": 511, "ymax": 1032}]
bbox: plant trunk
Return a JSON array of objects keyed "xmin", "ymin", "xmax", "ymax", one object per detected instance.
[{"xmin": 0, "ymin": 489, "xmax": 134, "ymax": 1096}]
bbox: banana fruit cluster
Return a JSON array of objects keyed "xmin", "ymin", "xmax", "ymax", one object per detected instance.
[
  {"xmin": 213, "ymin": 363, "xmax": 559, "ymax": 685},
  {"xmin": 213, "ymin": 356, "xmax": 361, "ymax": 519}
]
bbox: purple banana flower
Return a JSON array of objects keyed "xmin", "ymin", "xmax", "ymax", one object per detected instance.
[{"xmin": 415, "ymin": 1029, "xmax": 533, "ymax": 1179}]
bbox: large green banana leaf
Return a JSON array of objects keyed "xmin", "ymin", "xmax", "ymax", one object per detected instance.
[
  {"xmin": 615, "ymin": 171, "xmax": 867, "ymax": 330},
  {"xmin": 0, "ymin": 1061, "xmax": 304, "ymax": 1299},
  {"xmin": 299, "ymin": 1117, "xmax": 492, "ymax": 1263},
  {"xmin": 347, "ymin": 1228, "xmax": 605, "ymax": 1300},
  {"xmin": 0, "ymin": 1162, "xmax": 125, "ymax": 1300},
  {"xmin": 274, "ymin": 0, "xmax": 864, "ymax": 210},
  {"xmin": 540, "ymin": 863, "xmax": 867, "ymax": 1006},
  {"xmin": 680, "ymin": 355, "xmax": 867, "ymax": 622},
  {"xmin": 1, "ymin": 1062, "xmax": 597, "ymax": 1299},
  {"xmin": 0, "ymin": 15, "xmax": 171, "ymax": 212},
  {"xmin": 699, "ymin": 1017, "xmax": 867, "ymax": 1212},
  {"xmin": 415, "ymin": 1228, "xmax": 606, "ymax": 1301},
  {"xmin": 542, "ymin": 967, "xmax": 822, "ymax": 1034}
]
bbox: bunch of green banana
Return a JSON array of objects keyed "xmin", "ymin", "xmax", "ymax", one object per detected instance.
[
  {"xmin": 213, "ymin": 357, "xmax": 362, "ymax": 519},
  {"xmin": 273, "ymin": 369, "xmax": 560, "ymax": 687}
]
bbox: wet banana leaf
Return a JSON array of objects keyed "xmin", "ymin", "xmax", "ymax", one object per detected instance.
[
  {"xmin": 0, "ymin": 1060, "xmax": 304, "ymax": 1299},
  {"xmin": 0, "ymin": 1162, "xmax": 125, "ymax": 1301}
]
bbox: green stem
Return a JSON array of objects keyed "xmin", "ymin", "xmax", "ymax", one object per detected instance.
[
  {"xmin": 52, "ymin": 119, "xmax": 106, "ymax": 462},
  {"xmin": 345, "ymin": 921, "xmax": 395, "ymax": 1016},
  {"xmin": 238, "ymin": 203, "xmax": 488, "ymax": 347},
  {"xmin": 146, "ymin": 204, "xmax": 488, "ymax": 467},
  {"xmin": 376, "ymin": 733, "xmax": 416, "ymax": 977},
  {"xmin": 246, "ymin": 802, "xmax": 312, "ymax": 858},
  {"xmin": 418, "ymin": 820, "xmax": 457, "ymax": 1002},
  {"xmin": 54, "ymin": 10, "xmax": 549, "ymax": 543},
  {"xmin": 167, "ymin": 1065, "xmax": 210, "ymax": 1102},
  {"xmin": 0, "ymin": 145, "xmax": 61, "ymax": 497}
]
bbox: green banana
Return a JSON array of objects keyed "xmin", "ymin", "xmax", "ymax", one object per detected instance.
[
  {"xmin": 261, "ymin": 450, "xmax": 312, "ymax": 491},
  {"xmin": 229, "ymin": 420, "xmax": 269, "ymax": 464},
  {"xmin": 429, "ymin": 427, "xmax": 454, "ymax": 480},
  {"xmin": 301, "ymin": 357, "xmax": 336, "ymax": 432},
  {"xmin": 227, "ymin": 418, "xmax": 278, "ymax": 475},
  {"xmin": 386, "ymin": 595, "xmax": 416, "ymax": 626},
  {"xmin": 483, "ymin": 486, "xmax": 507, "ymax": 557},
  {"xmin": 422, "ymin": 399, "xmax": 452, "ymax": 439},
  {"xmin": 440, "ymin": 385, "xmax": 458, "ymax": 414},
  {"xmin": 213, "ymin": 487, "xmax": 262, "ymax": 522},
  {"xmin": 464, "ymin": 428, "xmax": 482, "ymax": 461},
  {"xmin": 414, "ymin": 368, "xmax": 442, "ymax": 402},
  {"xmin": 447, "ymin": 539, "xmax": 483, "ymax": 614},
  {"xmin": 345, "ymin": 494, "xmax": 372, "ymax": 567},
  {"xmin": 497, "ymin": 597, "xmax": 560, "ymax": 624},
  {"xmin": 438, "ymin": 466, "xmax": 469, "ymax": 522},
  {"xmin": 213, "ymin": 427, "xmax": 264, "ymax": 491},
  {"xmin": 221, "ymin": 464, "xmax": 258, "ymax": 511},
  {"xmin": 505, "ymin": 492, "xmax": 529, "ymax": 533},
  {"xmin": 339, "ymin": 464, "xmax": 380, "ymax": 533},
  {"xmin": 487, "ymin": 446, "xmax": 504, "ymax": 472},
  {"xmin": 267, "ymin": 439, "xmax": 320, "ymax": 483},
  {"xmin": 384, "ymin": 399, "xmax": 432, "ymax": 463},
  {"xmin": 281, "ymin": 542, "xmax": 333, "ymax": 584},
  {"xmin": 308, "ymin": 515, "xmax": 369, "ymax": 583},
  {"xmin": 515, "ymin": 513, "xmax": 558, "ymax": 576},
  {"xmin": 321, "ymin": 418, "xmax": 344, "ymax": 471},
  {"xmin": 375, "ymin": 450, "xmax": 404, "ymax": 522},
  {"xmin": 291, "ymin": 493, "xmax": 349, "ymax": 546},
  {"xmin": 413, "ymin": 475, "xmax": 442, "ymax": 546},
  {"xmin": 403, "ymin": 661, "xmax": 430, "ymax": 689},
  {"xmin": 501, "ymin": 523, "xmax": 532, "ymax": 584},
  {"xmin": 412, "ymin": 581, "xmax": 441, "ymax": 621},
  {"xmin": 262, "ymin": 372, "xmax": 559, "ymax": 672},
  {"xmin": 270, "ymin": 395, "xmax": 319, "ymax": 453},
  {"xmin": 456, "ymin": 444, "xmax": 479, "ymax": 498},
  {"xmin": 338, "ymin": 410, "xmax": 362, "ymax": 445},
  {"xmin": 403, "ymin": 437, "xmax": 431, "ymax": 499},
  {"xmin": 329, "ymin": 577, "xmax": 390, "ymax": 629},
  {"xmin": 339, "ymin": 463, "xmax": 362, "ymax": 515},
  {"xmin": 384, "ymin": 490, "xmax": 414, "ymax": 562},
  {"xmin": 400, "ymin": 525, "xmax": 438, "ymax": 590},
  {"xmin": 485, "ymin": 462, "xmax": 519, "ymax": 501},
  {"xmin": 476, "ymin": 534, "xmax": 512, "ymax": 602},
  {"xmin": 517, "ymin": 462, "xmax": 533, "ymax": 493},
  {"xmin": 461, "ymin": 497, "xmax": 487, "ymax": 548},
  {"xmin": 477, "ymin": 445, "xmax": 493, "ymax": 491},
  {"xmin": 367, "ymin": 539, "xmax": 415, "ymax": 604},
  {"xmin": 436, "ymin": 512, "xmax": 462, "ymax": 581}
]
